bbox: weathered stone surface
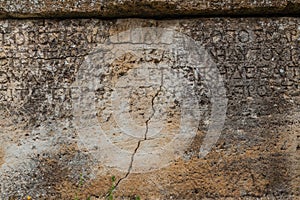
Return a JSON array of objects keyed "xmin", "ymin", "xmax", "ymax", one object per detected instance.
[
  {"xmin": 1, "ymin": 0, "xmax": 300, "ymax": 18},
  {"xmin": 0, "ymin": 18, "xmax": 299, "ymax": 199}
]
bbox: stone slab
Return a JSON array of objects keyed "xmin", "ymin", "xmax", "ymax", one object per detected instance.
[
  {"xmin": 0, "ymin": 18, "xmax": 299, "ymax": 199},
  {"xmin": 1, "ymin": 0, "xmax": 300, "ymax": 18}
]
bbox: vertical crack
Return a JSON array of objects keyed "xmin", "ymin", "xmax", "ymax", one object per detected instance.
[
  {"xmin": 145, "ymin": 70, "xmax": 164, "ymax": 140},
  {"xmin": 110, "ymin": 71, "xmax": 163, "ymax": 194},
  {"xmin": 144, "ymin": 82, "xmax": 163, "ymax": 140},
  {"xmin": 111, "ymin": 140, "xmax": 141, "ymax": 193}
]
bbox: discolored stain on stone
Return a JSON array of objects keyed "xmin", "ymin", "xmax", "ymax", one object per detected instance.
[{"xmin": 26, "ymin": 142, "xmax": 94, "ymax": 198}]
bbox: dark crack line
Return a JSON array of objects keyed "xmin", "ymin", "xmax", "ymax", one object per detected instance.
[
  {"xmin": 110, "ymin": 72, "xmax": 163, "ymax": 195},
  {"xmin": 144, "ymin": 84, "xmax": 163, "ymax": 140},
  {"xmin": 144, "ymin": 71, "xmax": 164, "ymax": 140},
  {"xmin": 111, "ymin": 140, "xmax": 141, "ymax": 192}
]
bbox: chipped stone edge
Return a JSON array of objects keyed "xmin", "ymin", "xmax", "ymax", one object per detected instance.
[{"xmin": 1, "ymin": 1, "xmax": 300, "ymax": 19}]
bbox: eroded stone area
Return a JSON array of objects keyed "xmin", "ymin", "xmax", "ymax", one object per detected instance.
[
  {"xmin": 1, "ymin": 0, "xmax": 300, "ymax": 18},
  {"xmin": 0, "ymin": 18, "xmax": 299, "ymax": 199}
]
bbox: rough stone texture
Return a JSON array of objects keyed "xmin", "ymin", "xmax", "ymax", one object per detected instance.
[
  {"xmin": 0, "ymin": 18, "xmax": 299, "ymax": 199},
  {"xmin": 1, "ymin": 0, "xmax": 300, "ymax": 18}
]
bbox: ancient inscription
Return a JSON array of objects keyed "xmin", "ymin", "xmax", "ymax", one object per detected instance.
[
  {"xmin": 0, "ymin": 19, "xmax": 298, "ymax": 113},
  {"xmin": 0, "ymin": 18, "xmax": 299, "ymax": 199},
  {"xmin": 188, "ymin": 21, "xmax": 300, "ymax": 100}
]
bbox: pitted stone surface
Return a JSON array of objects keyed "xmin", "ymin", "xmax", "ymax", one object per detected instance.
[
  {"xmin": 1, "ymin": 0, "xmax": 300, "ymax": 18},
  {"xmin": 0, "ymin": 18, "xmax": 299, "ymax": 199}
]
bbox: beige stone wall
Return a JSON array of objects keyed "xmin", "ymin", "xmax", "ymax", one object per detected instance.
[{"xmin": 0, "ymin": 1, "xmax": 299, "ymax": 200}]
